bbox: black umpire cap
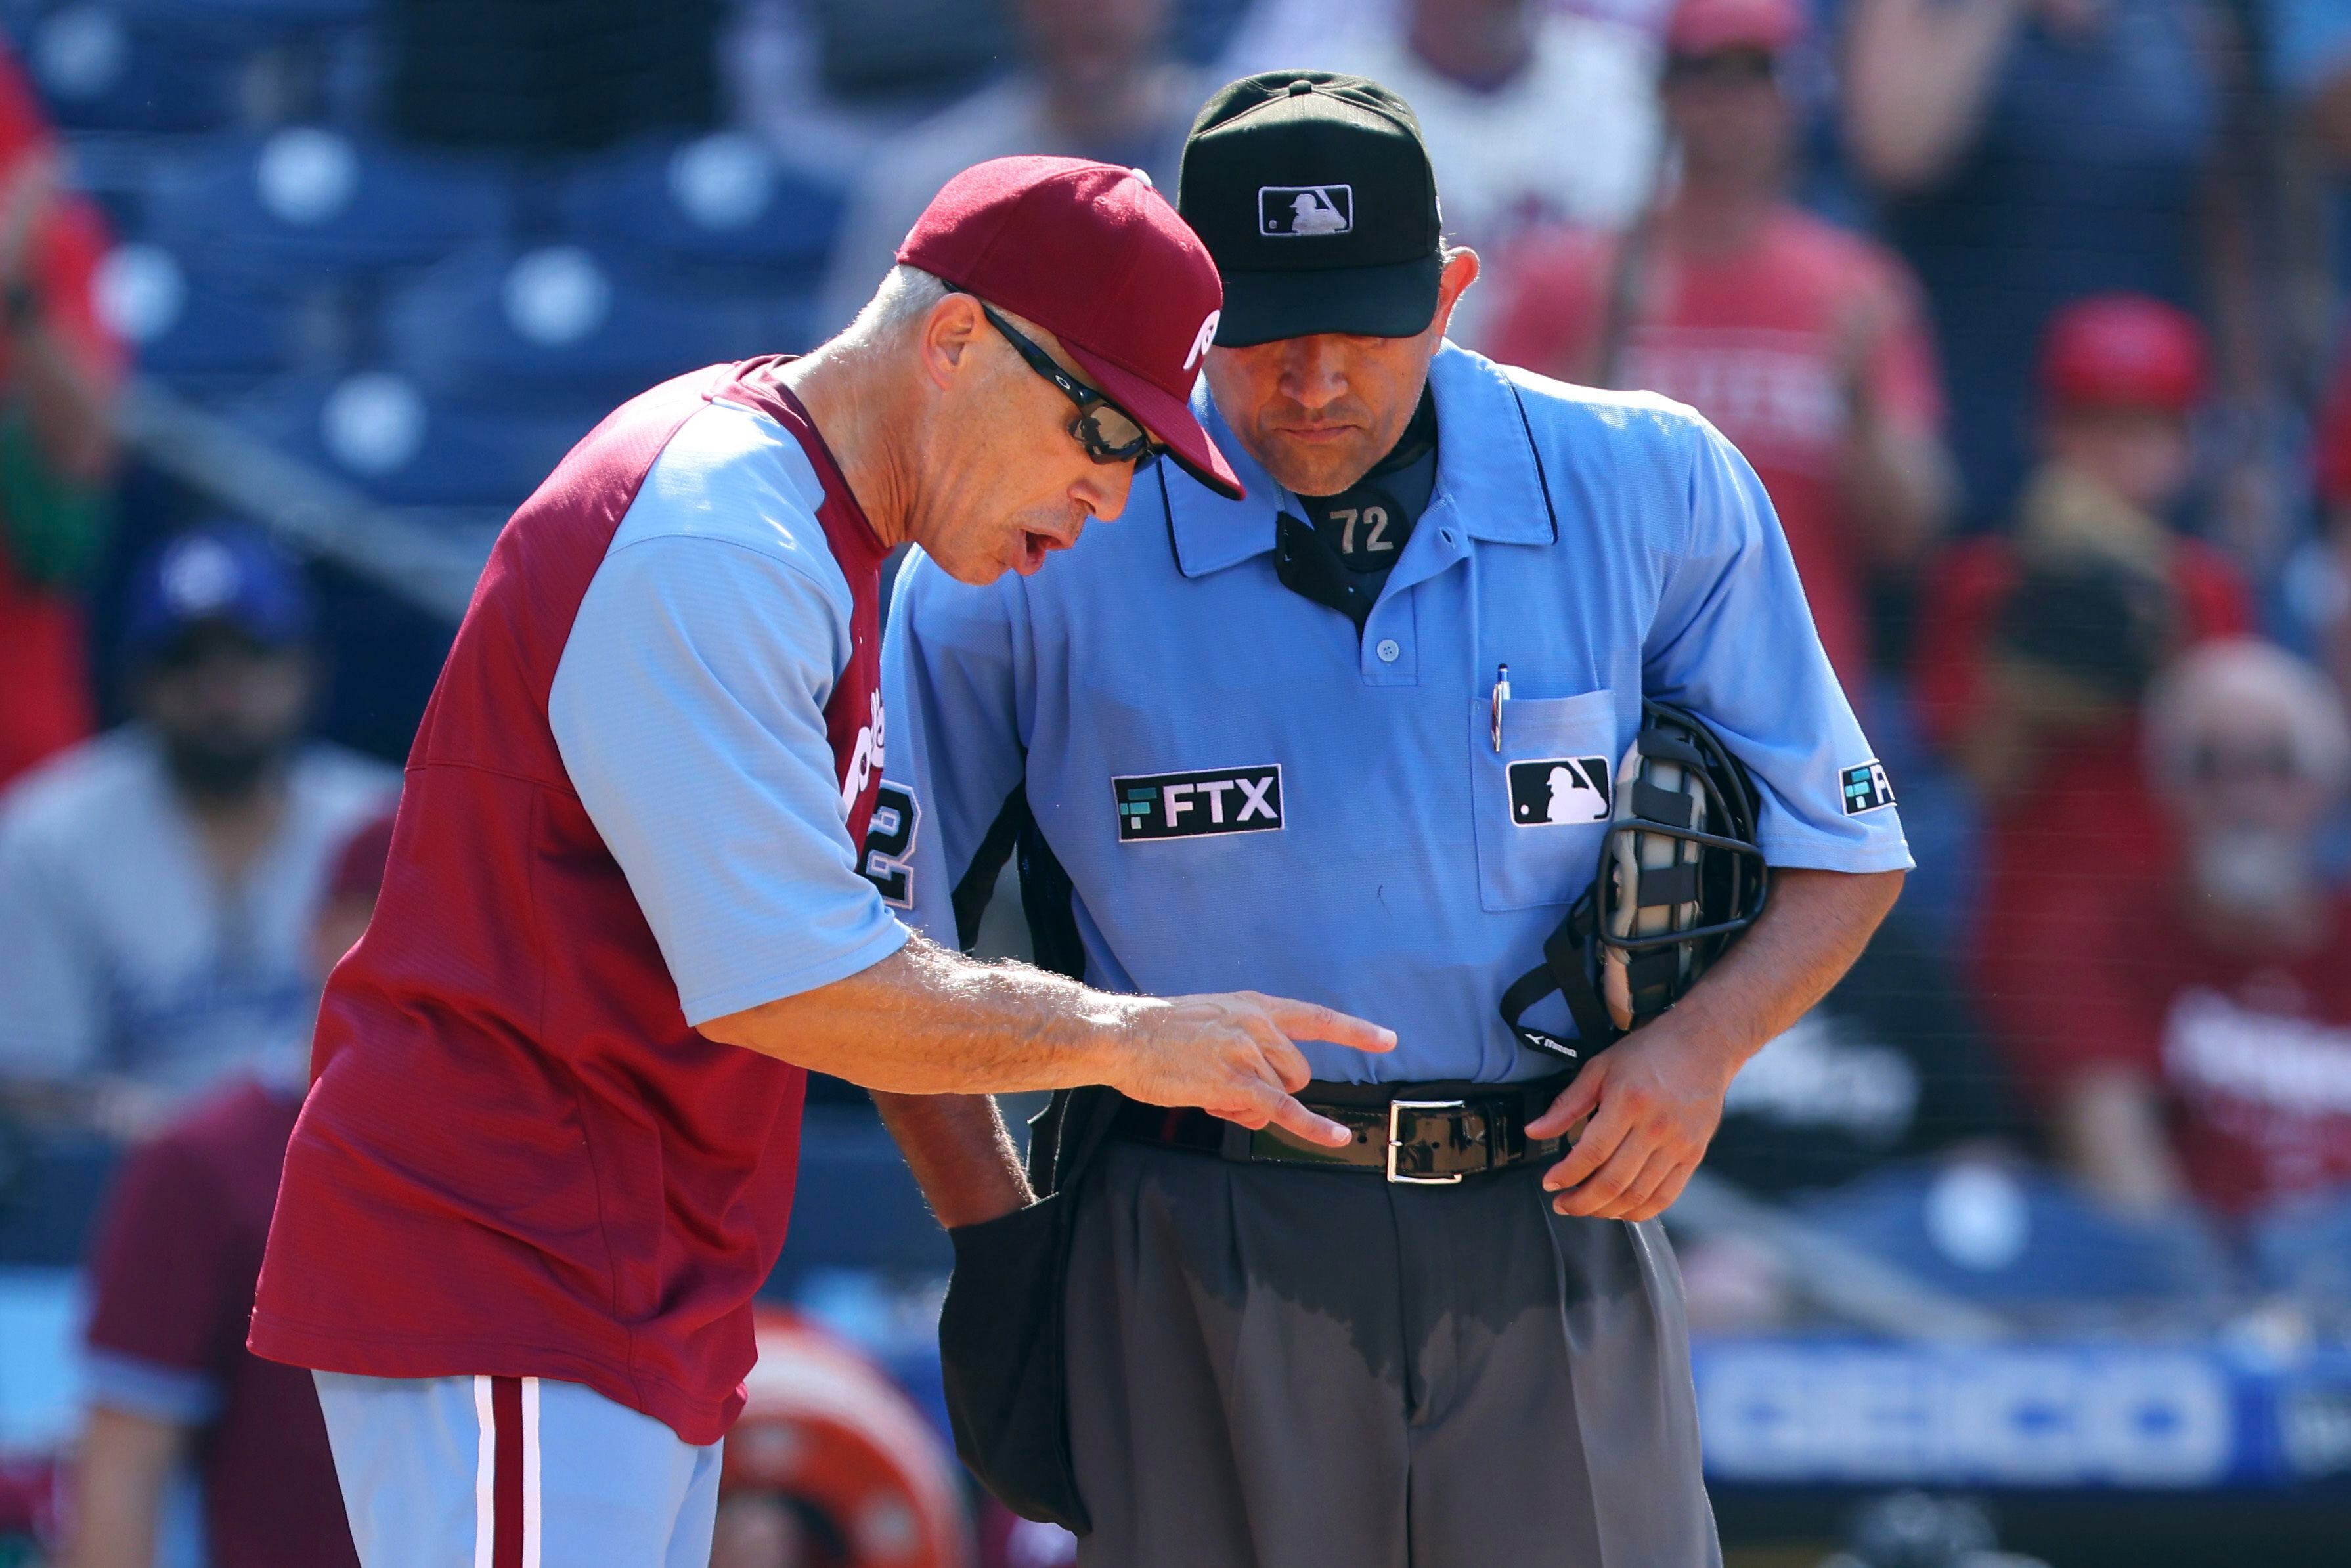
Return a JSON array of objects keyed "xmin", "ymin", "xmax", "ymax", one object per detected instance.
[{"xmin": 1177, "ymin": 70, "xmax": 1444, "ymax": 348}]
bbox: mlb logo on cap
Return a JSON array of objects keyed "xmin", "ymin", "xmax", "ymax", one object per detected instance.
[{"xmin": 1260, "ymin": 185, "xmax": 1353, "ymax": 237}]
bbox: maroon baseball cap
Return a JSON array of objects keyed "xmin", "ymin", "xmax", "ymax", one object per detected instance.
[
  {"xmin": 897, "ymin": 155, "xmax": 1244, "ymax": 500},
  {"xmin": 1667, "ymin": 0, "xmax": 1803, "ymax": 56}
]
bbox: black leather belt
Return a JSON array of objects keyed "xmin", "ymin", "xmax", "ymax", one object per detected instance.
[{"xmin": 1106, "ymin": 1077, "xmax": 1570, "ymax": 1184}]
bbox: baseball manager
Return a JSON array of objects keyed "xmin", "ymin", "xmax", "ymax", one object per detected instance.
[
  {"xmin": 248, "ymin": 156, "xmax": 1392, "ymax": 1567},
  {"xmin": 876, "ymin": 78, "xmax": 1910, "ymax": 1565}
]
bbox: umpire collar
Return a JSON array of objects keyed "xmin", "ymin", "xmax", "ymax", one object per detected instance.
[{"xmin": 1161, "ymin": 342, "xmax": 1556, "ymax": 579}]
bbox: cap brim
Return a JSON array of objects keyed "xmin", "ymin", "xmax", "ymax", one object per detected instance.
[
  {"xmin": 1214, "ymin": 255, "xmax": 1445, "ymax": 348},
  {"xmin": 1065, "ymin": 345, "xmax": 1246, "ymax": 502}
]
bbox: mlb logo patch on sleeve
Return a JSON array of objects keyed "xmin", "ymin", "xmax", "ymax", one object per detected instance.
[
  {"xmin": 1508, "ymin": 757, "xmax": 1613, "ymax": 825},
  {"xmin": 1841, "ymin": 760, "xmax": 1896, "ymax": 816},
  {"xmin": 1113, "ymin": 765, "xmax": 1283, "ymax": 841}
]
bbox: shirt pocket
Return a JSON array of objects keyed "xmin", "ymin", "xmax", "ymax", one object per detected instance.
[{"xmin": 1468, "ymin": 687, "xmax": 1619, "ymax": 913}]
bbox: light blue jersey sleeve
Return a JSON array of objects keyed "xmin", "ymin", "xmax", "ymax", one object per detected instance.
[
  {"xmin": 550, "ymin": 404, "xmax": 909, "ymax": 1028},
  {"xmin": 877, "ymin": 548, "xmax": 1032, "ymax": 948},
  {"xmin": 1644, "ymin": 414, "xmax": 1914, "ymax": 873},
  {"xmin": 0, "ymin": 783, "xmax": 101, "ymax": 1081}
]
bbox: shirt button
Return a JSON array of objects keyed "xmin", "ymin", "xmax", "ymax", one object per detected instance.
[{"xmin": 1375, "ymin": 638, "xmax": 1401, "ymax": 663}]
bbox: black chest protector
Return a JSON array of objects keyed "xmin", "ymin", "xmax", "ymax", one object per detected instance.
[{"xmin": 1273, "ymin": 389, "xmax": 1438, "ymax": 633}]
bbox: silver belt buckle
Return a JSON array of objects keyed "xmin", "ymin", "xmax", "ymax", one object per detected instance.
[{"xmin": 1387, "ymin": 1099, "xmax": 1468, "ymax": 1184}]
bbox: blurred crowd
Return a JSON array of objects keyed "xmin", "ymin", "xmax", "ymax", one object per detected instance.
[{"xmin": 5, "ymin": 0, "xmax": 2351, "ymax": 1562}]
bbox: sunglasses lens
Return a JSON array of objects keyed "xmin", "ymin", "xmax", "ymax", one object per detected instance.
[{"xmin": 1076, "ymin": 405, "xmax": 1153, "ymax": 462}]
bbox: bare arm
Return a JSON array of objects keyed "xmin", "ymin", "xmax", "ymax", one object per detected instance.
[
  {"xmin": 1839, "ymin": 416, "xmax": 1952, "ymax": 568},
  {"xmin": 702, "ymin": 934, "xmax": 1395, "ymax": 1146},
  {"xmin": 0, "ymin": 152, "xmax": 115, "ymax": 481},
  {"xmin": 1843, "ymin": 0, "xmax": 2027, "ymax": 193},
  {"xmin": 66, "ymin": 1406, "xmax": 188, "ymax": 1568},
  {"xmin": 2053, "ymin": 1063, "xmax": 2188, "ymax": 1213},
  {"xmin": 1530, "ymin": 865, "xmax": 1906, "ymax": 1220},
  {"xmin": 871, "ymin": 1091, "xmax": 1032, "ymax": 1229}
]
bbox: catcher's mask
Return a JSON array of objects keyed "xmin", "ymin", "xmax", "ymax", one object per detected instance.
[{"xmin": 1499, "ymin": 701, "xmax": 1768, "ymax": 1066}]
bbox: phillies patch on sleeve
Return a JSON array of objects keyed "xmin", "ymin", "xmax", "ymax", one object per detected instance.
[{"xmin": 1840, "ymin": 759, "xmax": 1896, "ymax": 816}]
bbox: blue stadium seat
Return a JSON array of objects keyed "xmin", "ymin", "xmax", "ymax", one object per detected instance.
[
  {"xmin": 224, "ymin": 368, "xmax": 604, "ymax": 509},
  {"xmin": 93, "ymin": 239, "xmax": 302, "ymax": 384},
  {"xmin": 380, "ymin": 242, "xmax": 768, "ymax": 410},
  {"xmin": 23, "ymin": 1, "xmax": 254, "ymax": 132},
  {"xmin": 132, "ymin": 0, "xmax": 374, "ymax": 24},
  {"xmin": 558, "ymin": 131, "xmax": 846, "ymax": 291},
  {"xmin": 1794, "ymin": 1158, "xmax": 2232, "ymax": 1315},
  {"xmin": 141, "ymin": 126, "xmax": 510, "ymax": 292}
]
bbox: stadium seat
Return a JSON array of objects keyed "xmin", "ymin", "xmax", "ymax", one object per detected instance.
[
  {"xmin": 223, "ymin": 367, "xmax": 604, "ymax": 509},
  {"xmin": 138, "ymin": 0, "xmax": 374, "ymax": 24},
  {"xmin": 23, "ymin": 1, "xmax": 255, "ymax": 132},
  {"xmin": 1794, "ymin": 1158, "xmax": 2233, "ymax": 1318},
  {"xmin": 141, "ymin": 126, "xmax": 511, "ymax": 290},
  {"xmin": 380, "ymin": 241, "xmax": 772, "ymax": 410},
  {"xmin": 557, "ymin": 131, "xmax": 846, "ymax": 290},
  {"xmin": 93, "ymin": 239, "xmax": 303, "ymax": 384}
]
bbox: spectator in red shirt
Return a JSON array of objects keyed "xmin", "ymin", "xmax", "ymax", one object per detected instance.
[
  {"xmin": 1912, "ymin": 294, "xmax": 2253, "ymax": 1079},
  {"xmin": 0, "ymin": 41, "xmax": 122, "ymax": 790},
  {"xmin": 1484, "ymin": 0, "xmax": 1952, "ymax": 693},
  {"xmin": 2039, "ymin": 640, "xmax": 2351, "ymax": 1219},
  {"xmin": 64, "ymin": 812, "xmax": 392, "ymax": 1568}
]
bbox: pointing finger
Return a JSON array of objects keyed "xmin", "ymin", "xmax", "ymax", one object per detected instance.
[
  {"xmin": 1262, "ymin": 1089, "xmax": 1353, "ymax": 1148},
  {"xmin": 1255, "ymin": 996, "xmax": 1396, "ymax": 1054}
]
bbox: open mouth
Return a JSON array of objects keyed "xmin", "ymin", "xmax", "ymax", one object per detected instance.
[{"xmin": 1017, "ymin": 530, "xmax": 1062, "ymax": 575}]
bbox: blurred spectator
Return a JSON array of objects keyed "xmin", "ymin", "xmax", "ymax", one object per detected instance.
[
  {"xmin": 1913, "ymin": 296, "xmax": 2253, "ymax": 1097},
  {"xmin": 1488, "ymin": 0, "xmax": 1951, "ymax": 691},
  {"xmin": 0, "ymin": 43, "xmax": 122, "ymax": 790},
  {"xmin": 814, "ymin": 0, "xmax": 1200, "ymax": 334},
  {"xmin": 1841, "ymin": 0, "xmax": 2230, "ymax": 526},
  {"xmin": 1225, "ymin": 0, "xmax": 1663, "ymax": 274},
  {"xmin": 65, "ymin": 812, "xmax": 390, "ymax": 1568},
  {"xmin": 2037, "ymin": 640, "xmax": 2351, "ymax": 1219},
  {"xmin": 2268, "ymin": 0, "xmax": 2351, "ymax": 356},
  {"xmin": 2304, "ymin": 340, "xmax": 2351, "ymax": 703},
  {"xmin": 1704, "ymin": 905, "xmax": 2021, "ymax": 1198},
  {"xmin": 0, "ymin": 527, "xmax": 397, "ymax": 1133},
  {"xmin": 711, "ymin": 1309, "xmax": 972, "ymax": 1568}
]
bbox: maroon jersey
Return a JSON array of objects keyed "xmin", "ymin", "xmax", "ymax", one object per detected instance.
[
  {"xmin": 85, "ymin": 1079, "xmax": 357, "ymax": 1567},
  {"xmin": 251, "ymin": 360, "xmax": 889, "ymax": 1445}
]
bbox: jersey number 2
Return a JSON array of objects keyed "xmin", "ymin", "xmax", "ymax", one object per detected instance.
[{"xmin": 860, "ymin": 783, "xmax": 920, "ymax": 908}]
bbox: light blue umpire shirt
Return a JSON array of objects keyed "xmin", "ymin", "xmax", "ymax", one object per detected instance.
[{"xmin": 877, "ymin": 343, "xmax": 1914, "ymax": 1084}]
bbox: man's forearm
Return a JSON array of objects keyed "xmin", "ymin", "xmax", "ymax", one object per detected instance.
[
  {"xmin": 704, "ymin": 936, "xmax": 1134, "ymax": 1095},
  {"xmin": 1671, "ymin": 866, "xmax": 1905, "ymax": 1078},
  {"xmin": 872, "ymin": 1091, "xmax": 1033, "ymax": 1229},
  {"xmin": 67, "ymin": 1406, "xmax": 185, "ymax": 1568}
]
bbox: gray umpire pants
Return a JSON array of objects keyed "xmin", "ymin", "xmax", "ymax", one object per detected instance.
[{"xmin": 1063, "ymin": 1139, "xmax": 1722, "ymax": 1568}]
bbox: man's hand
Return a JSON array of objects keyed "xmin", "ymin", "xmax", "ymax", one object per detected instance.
[
  {"xmin": 1526, "ymin": 867, "xmax": 1907, "ymax": 1222},
  {"xmin": 1106, "ymin": 991, "xmax": 1395, "ymax": 1148},
  {"xmin": 1527, "ymin": 1016, "xmax": 1734, "ymax": 1221}
]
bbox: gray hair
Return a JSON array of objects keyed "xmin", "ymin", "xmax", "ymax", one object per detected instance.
[
  {"xmin": 2145, "ymin": 636, "xmax": 2351, "ymax": 795},
  {"xmin": 844, "ymin": 264, "xmax": 954, "ymax": 345}
]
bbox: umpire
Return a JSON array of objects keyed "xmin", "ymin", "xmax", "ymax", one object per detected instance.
[{"xmin": 876, "ymin": 76, "xmax": 1910, "ymax": 1566}]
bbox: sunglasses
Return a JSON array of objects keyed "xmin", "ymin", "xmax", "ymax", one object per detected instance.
[
  {"xmin": 1662, "ymin": 50, "xmax": 1781, "ymax": 88},
  {"xmin": 2189, "ymin": 741, "xmax": 2303, "ymax": 784},
  {"xmin": 963, "ymin": 295, "xmax": 1164, "ymax": 471}
]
